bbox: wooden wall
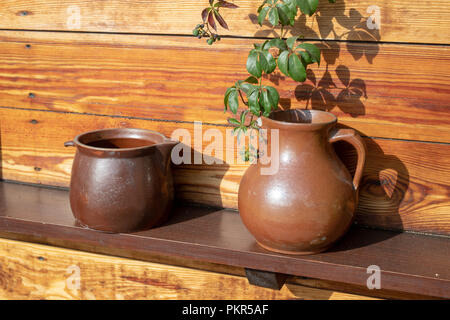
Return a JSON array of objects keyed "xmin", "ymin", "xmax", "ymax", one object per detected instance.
[{"xmin": 0, "ymin": 1, "xmax": 449, "ymax": 235}]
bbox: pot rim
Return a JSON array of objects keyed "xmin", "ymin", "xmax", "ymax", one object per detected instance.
[
  {"xmin": 263, "ymin": 109, "xmax": 337, "ymax": 130},
  {"xmin": 73, "ymin": 127, "xmax": 175, "ymax": 153}
]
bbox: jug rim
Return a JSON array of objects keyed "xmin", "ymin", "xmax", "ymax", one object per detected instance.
[
  {"xmin": 263, "ymin": 109, "xmax": 337, "ymax": 130},
  {"xmin": 72, "ymin": 128, "xmax": 175, "ymax": 153}
]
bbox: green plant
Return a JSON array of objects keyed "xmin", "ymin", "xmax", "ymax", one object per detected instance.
[{"xmin": 194, "ymin": 0, "xmax": 336, "ymax": 134}]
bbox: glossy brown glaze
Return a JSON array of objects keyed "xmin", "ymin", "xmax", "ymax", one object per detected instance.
[
  {"xmin": 239, "ymin": 109, "xmax": 366, "ymax": 255},
  {"xmin": 65, "ymin": 128, "xmax": 178, "ymax": 233}
]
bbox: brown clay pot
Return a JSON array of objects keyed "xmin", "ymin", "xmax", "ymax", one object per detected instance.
[
  {"xmin": 65, "ymin": 128, "xmax": 178, "ymax": 233},
  {"xmin": 238, "ymin": 109, "xmax": 366, "ymax": 255}
]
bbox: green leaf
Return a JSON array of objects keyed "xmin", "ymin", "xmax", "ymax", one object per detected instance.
[
  {"xmin": 268, "ymin": 7, "xmax": 279, "ymax": 26},
  {"xmin": 240, "ymin": 110, "xmax": 248, "ymax": 123},
  {"xmin": 286, "ymin": 36, "xmax": 298, "ymax": 50},
  {"xmin": 263, "ymin": 38, "xmax": 288, "ymax": 51},
  {"xmin": 328, "ymin": 0, "xmax": 336, "ymax": 3},
  {"xmin": 260, "ymin": 50, "xmax": 277, "ymax": 74},
  {"xmin": 246, "ymin": 50, "xmax": 262, "ymax": 78},
  {"xmin": 261, "ymin": 90, "xmax": 272, "ymax": 115},
  {"xmin": 244, "ymin": 76, "xmax": 259, "ymax": 84},
  {"xmin": 240, "ymin": 82, "xmax": 256, "ymax": 94},
  {"xmin": 298, "ymin": 50, "xmax": 312, "ymax": 65},
  {"xmin": 228, "ymin": 118, "xmax": 241, "ymax": 126},
  {"xmin": 248, "ymin": 89, "xmax": 260, "ymax": 115},
  {"xmin": 266, "ymin": 86, "xmax": 280, "ymax": 109},
  {"xmin": 228, "ymin": 90, "xmax": 239, "ymax": 114},
  {"xmin": 286, "ymin": 1, "xmax": 298, "ymax": 26},
  {"xmin": 277, "ymin": 50, "xmax": 290, "ymax": 77},
  {"xmin": 276, "ymin": 3, "xmax": 291, "ymax": 26},
  {"xmin": 296, "ymin": 43, "xmax": 321, "ymax": 65},
  {"xmin": 288, "ymin": 53, "xmax": 306, "ymax": 82},
  {"xmin": 258, "ymin": 6, "xmax": 270, "ymax": 25},
  {"xmin": 285, "ymin": 0, "xmax": 298, "ymax": 16},
  {"xmin": 296, "ymin": 0, "xmax": 318, "ymax": 16},
  {"xmin": 224, "ymin": 87, "xmax": 235, "ymax": 111}
]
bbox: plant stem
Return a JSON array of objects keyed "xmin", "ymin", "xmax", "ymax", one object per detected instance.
[
  {"xmin": 205, "ymin": 22, "xmax": 212, "ymax": 36},
  {"xmin": 238, "ymin": 89, "xmax": 248, "ymax": 106}
]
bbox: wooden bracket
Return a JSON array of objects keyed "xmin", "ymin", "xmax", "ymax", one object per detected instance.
[{"xmin": 244, "ymin": 268, "xmax": 288, "ymax": 290}]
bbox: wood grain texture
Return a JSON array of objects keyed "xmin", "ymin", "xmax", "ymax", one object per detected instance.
[
  {"xmin": 0, "ymin": 238, "xmax": 376, "ymax": 300},
  {"xmin": 0, "ymin": 231, "xmax": 434, "ymax": 300},
  {"xmin": 0, "ymin": 183, "xmax": 448, "ymax": 298},
  {"xmin": 0, "ymin": 0, "xmax": 449, "ymax": 44},
  {"xmin": 0, "ymin": 31, "xmax": 449, "ymax": 143},
  {"xmin": 288, "ymin": 278, "xmax": 439, "ymax": 300},
  {"xmin": 0, "ymin": 108, "xmax": 449, "ymax": 235}
]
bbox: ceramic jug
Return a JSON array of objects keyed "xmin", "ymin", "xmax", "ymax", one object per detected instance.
[
  {"xmin": 238, "ymin": 109, "xmax": 366, "ymax": 254},
  {"xmin": 65, "ymin": 128, "xmax": 178, "ymax": 233}
]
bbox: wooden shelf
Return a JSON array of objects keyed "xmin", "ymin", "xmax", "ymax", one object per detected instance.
[{"xmin": 0, "ymin": 181, "xmax": 448, "ymax": 298}]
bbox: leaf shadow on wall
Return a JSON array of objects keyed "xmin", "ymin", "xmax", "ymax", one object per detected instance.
[
  {"xmin": 294, "ymin": 65, "xmax": 367, "ymax": 117},
  {"xmin": 249, "ymin": 0, "xmax": 380, "ymax": 118},
  {"xmin": 328, "ymin": 131, "xmax": 410, "ymax": 250},
  {"xmin": 249, "ymin": 0, "xmax": 380, "ymax": 64},
  {"xmin": 163, "ymin": 143, "xmax": 230, "ymax": 225}
]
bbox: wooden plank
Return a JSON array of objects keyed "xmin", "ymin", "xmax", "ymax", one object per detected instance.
[
  {"xmin": 1, "ymin": 108, "xmax": 449, "ymax": 234},
  {"xmin": 0, "ymin": 31, "xmax": 449, "ymax": 143},
  {"xmin": 0, "ymin": 230, "xmax": 434, "ymax": 300},
  {"xmin": 0, "ymin": 238, "xmax": 377, "ymax": 300},
  {"xmin": 0, "ymin": 182, "xmax": 448, "ymax": 298},
  {"xmin": 288, "ymin": 278, "xmax": 440, "ymax": 300},
  {"xmin": 0, "ymin": 1, "xmax": 449, "ymax": 44},
  {"xmin": 2, "ymin": 108, "xmax": 450, "ymax": 234}
]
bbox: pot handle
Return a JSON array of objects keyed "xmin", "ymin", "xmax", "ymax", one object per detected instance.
[
  {"xmin": 329, "ymin": 128, "xmax": 366, "ymax": 190},
  {"xmin": 64, "ymin": 141, "xmax": 75, "ymax": 147}
]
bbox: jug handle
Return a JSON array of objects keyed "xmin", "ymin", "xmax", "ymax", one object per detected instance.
[
  {"xmin": 329, "ymin": 128, "xmax": 366, "ymax": 190},
  {"xmin": 64, "ymin": 141, "xmax": 75, "ymax": 147}
]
